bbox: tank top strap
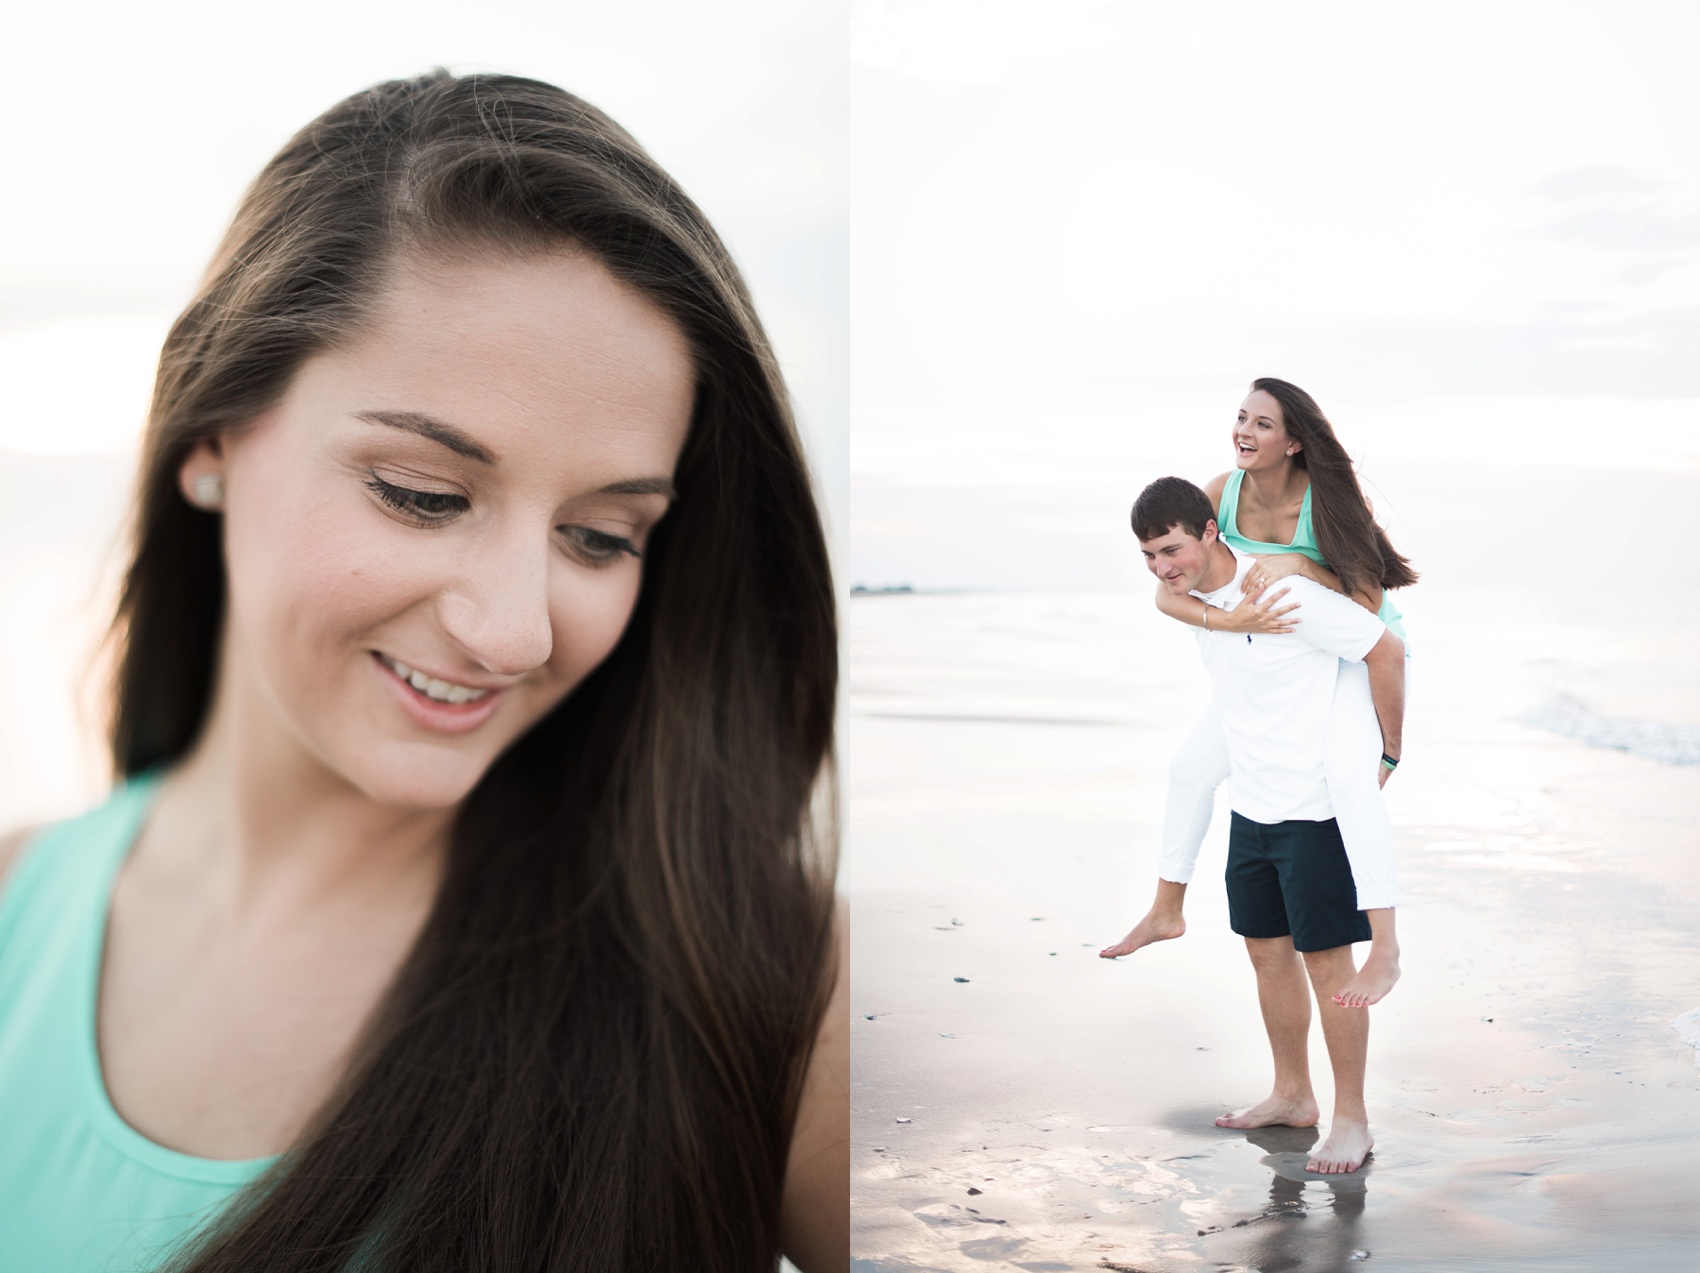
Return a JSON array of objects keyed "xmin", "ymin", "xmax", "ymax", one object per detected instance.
[
  {"xmin": 1217, "ymin": 468, "xmax": 1245, "ymax": 537},
  {"xmin": 1217, "ymin": 469, "xmax": 1328, "ymax": 565},
  {"xmin": 1290, "ymin": 479, "xmax": 1321, "ymax": 556},
  {"xmin": 0, "ymin": 775, "xmax": 159, "ymax": 969}
]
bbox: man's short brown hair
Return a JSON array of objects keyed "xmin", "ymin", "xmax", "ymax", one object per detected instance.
[{"xmin": 1132, "ymin": 476, "xmax": 1217, "ymax": 542}]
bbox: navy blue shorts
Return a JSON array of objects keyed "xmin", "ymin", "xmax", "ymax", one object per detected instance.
[{"xmin": 1226, "ymin": 812, "xmax": 1371, "ymax": 953}]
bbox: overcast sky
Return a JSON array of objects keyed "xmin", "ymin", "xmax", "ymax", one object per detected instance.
[{"xmin": 852, "ymin": 1, "xmax": 1699, "ymax": 486}]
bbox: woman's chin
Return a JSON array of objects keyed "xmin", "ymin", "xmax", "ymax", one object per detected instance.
[{"xmin": 335, "ymin": 743, "xmax": 495, "ymax": 813}]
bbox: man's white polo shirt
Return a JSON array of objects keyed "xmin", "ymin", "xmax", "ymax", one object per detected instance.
[{"xmin": 1192, "ymin": 542, "xmax": 1388, "ymax": 825}]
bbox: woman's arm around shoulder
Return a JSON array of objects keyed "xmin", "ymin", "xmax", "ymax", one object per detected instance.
[
  {"xmin": 1249, "ymin": 554, "xmax": 1382, "ymax": 616},
  {"xmin": 1155, "ymin": 578, "xmax": 1299, "ymax": 636},
  {"xmin": 1155, "ymin": 579, "xmax": 1207, "ymax": 627},
  {"xmin": 781, "ymin": 895, "xmax": 849, "ymax": 1272}
]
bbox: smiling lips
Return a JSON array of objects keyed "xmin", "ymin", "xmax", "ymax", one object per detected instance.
[
  {"xmin": 371, "ymin": 652, "xmax": 514, "ymax": 737},
  {"xmin": 378, "ymin": 653, "xmax": 494, "ymax": 704}
]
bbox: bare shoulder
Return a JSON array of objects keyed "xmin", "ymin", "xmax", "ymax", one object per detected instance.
[
  {"xmin": 1203, "ymin": 471, "xmax": 1231, "ymax": 505},
  {"xmin": 780, "ymin": 895, "xmax": 849, "ymax": 1272},
  {"xmin": 0, "ymin": 824, "xmax": 41, "ymax": 896}
]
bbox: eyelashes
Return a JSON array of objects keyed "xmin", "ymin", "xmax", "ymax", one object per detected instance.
[
  {"xmin": 364, "ymin": 472, "xmax": 641, "ymax": 565},
  {"xmin": 561, "ymin": 526, "xmax": 642, "ymax": 564},
  {"xmin": 365, "ymin": 473, "xmax": 469, "ymax": 523}
]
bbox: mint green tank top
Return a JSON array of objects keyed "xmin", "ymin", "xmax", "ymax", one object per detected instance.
[
  {"xmin": 1218, "ymin": 468, "xmax": 1408, "ymax": 648},
  {"xmin": 0, "ymin": 775, "xmax": 274, "ymax": 1270}
]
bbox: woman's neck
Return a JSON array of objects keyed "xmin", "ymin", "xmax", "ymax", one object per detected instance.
[
  {"xmin": 149, "ymin": 671, "xmax": 452, "ymax": 925},
  {"xmin": 1240, "ymin": 460, "xmax": 1308, "ymax": 508}
]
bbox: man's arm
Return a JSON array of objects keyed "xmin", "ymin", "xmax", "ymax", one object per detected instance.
[{"xmin": 1362, "ymin": 629, "xmax": 1405, "ymax": 786}]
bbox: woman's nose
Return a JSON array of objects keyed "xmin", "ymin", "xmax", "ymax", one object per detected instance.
[{"xmin": 435, "ymin": 531, "xmax": 554, "ymax": 678}]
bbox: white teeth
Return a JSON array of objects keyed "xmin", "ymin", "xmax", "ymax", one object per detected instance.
[{"xmin": 380, "ymin": 655, "xmax": 492, "ymax": 704}]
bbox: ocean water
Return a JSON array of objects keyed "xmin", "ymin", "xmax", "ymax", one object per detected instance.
[
  {"xmin": 851, "ymin": 394, "xmax": 1700, "ymax": 597},
  {"xmin": 1673, "ymin": 1007, "xmax": 1700, "ymax": 1071},
  {"xmin": 1525, "ymin": 694, "xmax": 1700, "ymax": 766}
]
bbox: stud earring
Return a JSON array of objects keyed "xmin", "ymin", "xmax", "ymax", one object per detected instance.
[{"xmin": 191, "ymin": 474, "xmax": 225, "ymax": 510}]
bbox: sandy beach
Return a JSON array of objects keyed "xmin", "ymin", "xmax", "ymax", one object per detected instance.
[{"xmin": 846, "ymin": 470, "xmax": 1700, "ymax": 1272}]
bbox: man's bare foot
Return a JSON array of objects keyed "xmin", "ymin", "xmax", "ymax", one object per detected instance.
[
  {"xmin": 1332, "ymin": 948, "xmax": 1400, "ymax": 1008},
  {"xmin": 1306, "ymin": 1118, "xmax": 1374, "ymax": 1173},
  {"xmin": 1099, "ymin": 911, "xmax": 1185, "ymax": 959},
  {"xmin": 1214, "ymin": 1094, "xmax": 1320, "ymax": 1129}
]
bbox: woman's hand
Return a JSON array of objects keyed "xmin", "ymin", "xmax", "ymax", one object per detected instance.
[
  {"xmin": 1212, "ymin": 586, "xmax": 1300, "ymax": 635},
  {"xmin": 1242, "ymin": 553, "xmax": 1313, "ymax": 602},
  {"xmin": 1244, "ymin": 552, "xmax": 1385, "ymax": 616}
]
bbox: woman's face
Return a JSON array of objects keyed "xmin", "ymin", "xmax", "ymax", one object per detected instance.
[
  {"xmin": 1231, "ymin": 389, "xmax": 1298, "ymax": 471},
  {"xmin": 182, "ymin": 249, "xmax": 696, "ymax": 810}
]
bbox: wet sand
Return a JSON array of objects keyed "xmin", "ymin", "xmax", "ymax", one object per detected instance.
[{"xmin": 846, "ymin": 585, "xmax": 1700, "ymax": 1272}]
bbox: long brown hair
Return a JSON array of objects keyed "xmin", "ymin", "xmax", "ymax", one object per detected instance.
[
  {"xmin": 110, "ymin": 71, "xmax": 837, "ymax": 1271},
  {"xmin": 1250, "ymin": 377, "xmax": 1418, "ymax": 597}
]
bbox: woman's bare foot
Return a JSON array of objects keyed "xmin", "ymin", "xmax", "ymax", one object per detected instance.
[
  {"xmin": 1099, "ymin": 910, "xmax": 1185, "ymax": 959},
  {"xmin": 1214, "ymin": 1093, "xmax": 1320, "ymax": 1129},
  {"xmin": 1305, "ymin": 1118, "xmax": 1374, "ymax": 1173},
  {"xmin": 1332, "ymin": 947, "xmax": 1400, "ymax": 1007}
]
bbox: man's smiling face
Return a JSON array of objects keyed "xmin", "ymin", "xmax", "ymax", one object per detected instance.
[{"xmin": 1139, "ymin": 521, "xmax": 1221, "ymax": 595}]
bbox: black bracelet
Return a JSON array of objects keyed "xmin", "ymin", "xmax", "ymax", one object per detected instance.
[{"xmin": 1380, "ymin": 753, "xmax": 1399, "ymax": 771}]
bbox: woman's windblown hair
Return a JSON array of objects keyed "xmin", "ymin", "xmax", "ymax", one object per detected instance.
[
  {"xmin": 1250, "ymin": 377, "xmax": 1417, "ymax": 598},
  {"xmin": 111, "ymin": 71, "xmax": 837, "ymax": 1271}
]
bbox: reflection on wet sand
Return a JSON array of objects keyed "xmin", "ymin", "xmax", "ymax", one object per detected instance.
[{"xmin": 1227, "ymin": 1126, "xmax": 1371, "ymax": 1272}]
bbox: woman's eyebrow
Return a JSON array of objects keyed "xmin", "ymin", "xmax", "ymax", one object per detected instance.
[
  {"xmin": 355, "ymin": 409, "xmax": 497, "ymax": 465},
  {"xmin": 598, "ymin": 477, "xmax": 677, "ymax": 498},
  {"xmin": 356, "ymin": 410, "xmax": 674, "ymax": 498}
]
